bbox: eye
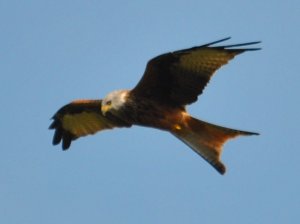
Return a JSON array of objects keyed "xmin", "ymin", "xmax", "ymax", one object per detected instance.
[{"xmin": 106, "ymin": 100, "xmax": 112, "ymax": 105}]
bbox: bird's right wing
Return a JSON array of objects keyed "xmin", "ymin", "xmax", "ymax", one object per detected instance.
[{"xmin": 49, "ymin": 99, "xmax": 131, "ymax": 150}]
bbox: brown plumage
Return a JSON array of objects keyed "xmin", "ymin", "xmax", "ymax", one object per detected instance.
[{"xmin": 49, "ymin": 37, "xmax": 260, "ymax": 174}]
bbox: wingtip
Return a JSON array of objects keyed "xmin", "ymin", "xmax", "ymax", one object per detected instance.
[
  {"xmin": 201, "ymin": 37, "xmax": 261, "ymax": 52},
  {"xmin": 242, "ymin": 47, "xmax": 262, "ymax": 51},
  {"xmin": 62, "ymin": 143, "xmax": 71, "ymax": 150},
  {"xmin": 223, "ymin": 40, "xmax": 262, "ymax": 51},
  {"xmin": 48, "ymin": 121, "xmax": 55, "ymax": 130},
  {"xmin": 202, "ymin": 37, "xmax": 231, "ymax": 47}
]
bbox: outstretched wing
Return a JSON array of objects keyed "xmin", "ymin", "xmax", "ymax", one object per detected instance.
[
  {"xmin": 49, "ymin": 100, "xmax": 130, "ymax": 150},
  {"xmin": 132, "ymin": 37, "xmax": 260, "ymax": 106}
]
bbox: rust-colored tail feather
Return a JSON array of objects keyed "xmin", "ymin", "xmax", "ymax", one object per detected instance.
[{"xmin": 172, "ymin": 116, "xmax": 258, "ymax": 174}]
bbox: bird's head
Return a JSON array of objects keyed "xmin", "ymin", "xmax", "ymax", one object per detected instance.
[{"xmin": 101, "ymin": 90, "xmax": 129, "ymax": 116}]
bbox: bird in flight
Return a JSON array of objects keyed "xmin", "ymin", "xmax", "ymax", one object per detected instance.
[{"xmin": 49, "ymin": 37, "xmax": 260, "ymax": 174}]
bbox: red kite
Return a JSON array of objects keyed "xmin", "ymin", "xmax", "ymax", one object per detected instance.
[{"xmin": 49, "ymin": 37, "xmax": 260, "ymax": 174}]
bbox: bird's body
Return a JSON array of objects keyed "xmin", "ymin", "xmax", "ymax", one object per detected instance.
[
  {"xmin": 103, "ymin": 90, "xmax": 184, "ymax": 131},
  {"xmin": 49, "ymin": 37, "xmax": 260, "ymax": 174}
]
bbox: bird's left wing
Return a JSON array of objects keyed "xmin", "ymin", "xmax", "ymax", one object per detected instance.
[
  {"xmin": 132, "ymin": 37, "xmax": 261, "ymax": 106},
  {"xmin": 49, "ymin": 100, "xmax": 130, "ymax": 150}
]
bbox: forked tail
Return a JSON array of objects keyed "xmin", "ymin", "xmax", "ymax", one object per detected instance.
[{"xmin": 172, "ymin": 116, "xmax": 258, "ymax": 174}]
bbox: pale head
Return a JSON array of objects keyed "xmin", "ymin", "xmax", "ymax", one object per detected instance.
[{"xmin": 101, "ymin": 89, "xmax": 129, "ymax": 115}]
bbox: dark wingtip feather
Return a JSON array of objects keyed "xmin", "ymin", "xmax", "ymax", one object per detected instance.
[
  {"xmin": 49, "ymin": 119, "xmax": 62, "ymax": 145},
  {"xmin": 62, "ymin": 138, "xmax": 71, "ymax": 150},
  {"xmin": 220, "ymin": 40, "xmax": 262, "ymax": 52},
  {"xmin": 52, "ymin": 129, "xmax": 63, "ymax": 145},
  {"xmin": 48, "ymin": 119, "xmax": 56, "ymax": 129},
  {"xmin": 202, "ymin": 37, "xmax": 231, "ymax": 47},
  {"xmin": 222, "ymin": 41, "xmax": 261, "ymax": 48},
  {"xmin": 176, "ymin": 38, "xmax": 261, "ymax": 55},
  {"xmin": 49, "ymin": 115, "xmax": 73, "ymax": 150},
  {"xmin": 203, "ymin": 38, "xmax": 262, "ymax": 52}
]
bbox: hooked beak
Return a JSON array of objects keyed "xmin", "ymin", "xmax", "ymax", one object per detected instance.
[{"xmin": 101, "ymin": 104, "xmax": 111, "ymax": 115}]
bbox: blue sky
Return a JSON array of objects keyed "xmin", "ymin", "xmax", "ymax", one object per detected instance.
[{"xmin": 1, "ymin": 0, "xmax": 299, "ymax": 223}]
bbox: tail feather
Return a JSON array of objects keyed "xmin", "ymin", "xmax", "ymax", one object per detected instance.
[{"xmin": 172, "ymin": 116, "xmax": 258, "ymax": 174}]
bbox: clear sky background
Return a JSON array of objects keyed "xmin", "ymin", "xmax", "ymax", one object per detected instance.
[{"xmin": 1, "ymin": 1, "xmax": 299, "ymax": 223}]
